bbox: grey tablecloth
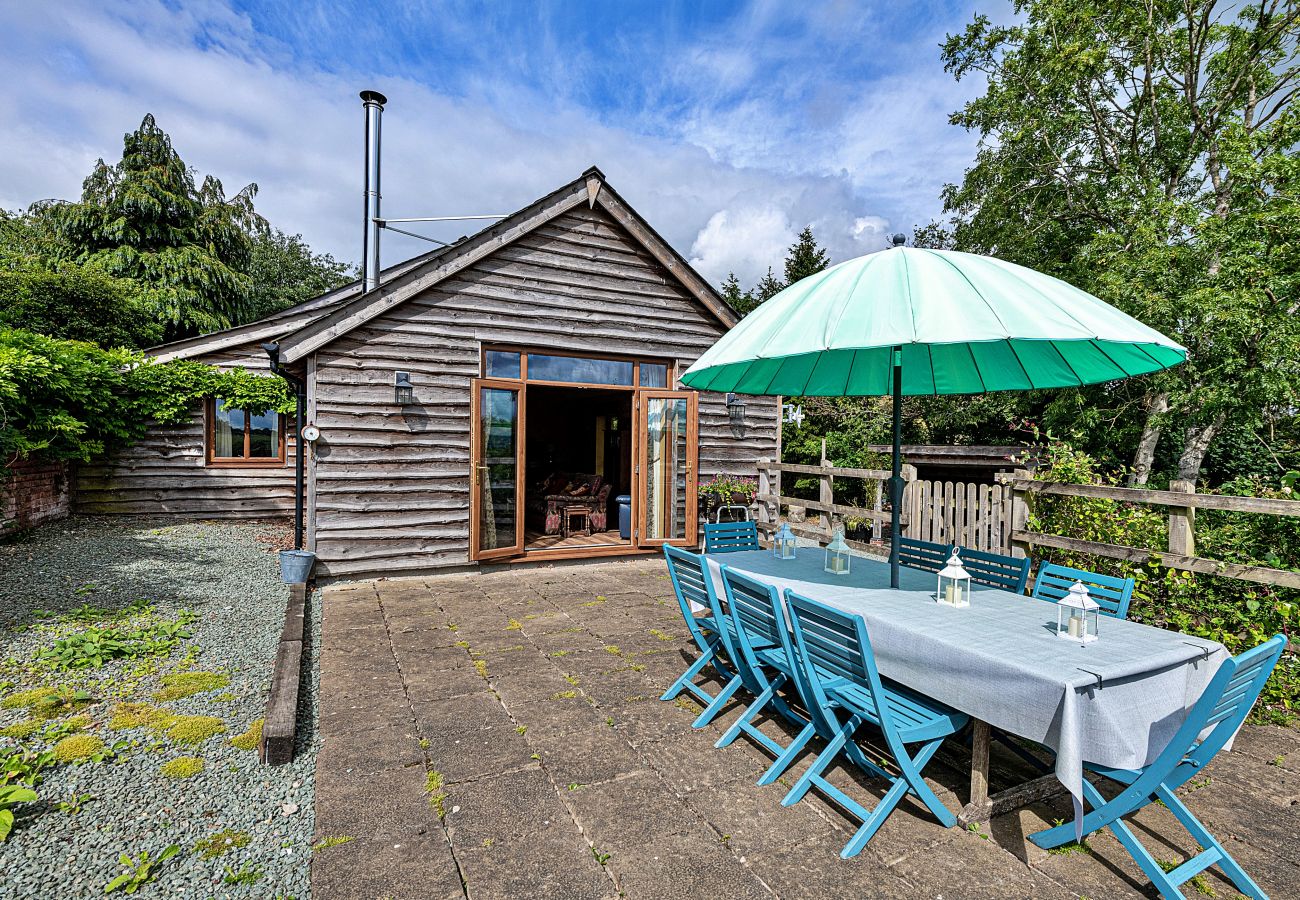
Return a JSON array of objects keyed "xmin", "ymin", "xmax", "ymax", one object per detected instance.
[{"xmin": 703, "ymin": 549, "xmax": 1227, "ymax": 810}]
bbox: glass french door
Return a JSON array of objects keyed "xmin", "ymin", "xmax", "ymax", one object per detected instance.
[
  {"xmin": 636, "ymin": 390, "xmax": 698, "ymax": 547},
  {"xmin": 471, "ymin": 379, "xmax": 524, "ymax": 560}
]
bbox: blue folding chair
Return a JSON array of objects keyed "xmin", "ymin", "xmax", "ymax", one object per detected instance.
[
  {"xmin": 780, "ymin": 591, "xmax": 970, "ymax": 858},
  {"xmin": 703, "ymin": 520, "xmax": 760, "ymax": 554},
  {"xmin": 714, "ymin": 566, "xmax": 811, "ymax": 760},
  {"xmin": 1030, "ymin": 634, "xmax": 1286, "ymax": 900},
  {"xmin": 1032, "ymin": 562, "xmax": 1135, "ymax": 619},
  {"xmin": 959, "ymin": 546, "xmax": 1032, "ymax": 593},
  {"xmin": 896, "ymin": 536, "xmax": 953, "ymax": 573},
  {"xmin": 660, "ymin": 546, "xmax": 744, "ymax": 727}
]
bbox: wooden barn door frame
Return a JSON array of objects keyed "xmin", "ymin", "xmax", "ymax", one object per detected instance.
[
  {"xmin": 470, "ymin": 378, "xmax": 526, "ymax": 561},
  {"xmin": 635, "ymin": 389, "xmax": 698, "ymax": 548}
]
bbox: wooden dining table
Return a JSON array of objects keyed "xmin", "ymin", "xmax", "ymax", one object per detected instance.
[{"xmin": 701, "ymin": 549, "xmax": 1228, "ymax": 825}]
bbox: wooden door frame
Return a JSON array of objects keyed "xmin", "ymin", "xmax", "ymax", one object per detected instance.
[
  {"xmin": 635, "ymin": 389, "xmax": 698, "ymax": 548},
  {"xmin": 470, "ymin": 377, "xmax": 526, "ymax": 561}
]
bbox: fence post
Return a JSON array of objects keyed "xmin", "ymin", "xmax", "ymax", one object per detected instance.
[
  {"xmin": 872, "ymin": 479, "xmax": 884, "ymax": 544},
  {"xmin": 757, "ymin": 457, "xmax": 772, "ymax": 532},
  {"xmin": 1168, "ymin": 479, "xmax": 1196, "ymax": 557},
  {"xmin": 1007, "ymin": 468, "xmax": 1031, "ymax": 559},
  {"xmin": 819, "ymin": 439, "xmax": 834, "ymax": 540}
]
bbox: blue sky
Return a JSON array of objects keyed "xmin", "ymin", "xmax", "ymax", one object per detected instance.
[{"xmin": 0, "ymin": 1, "xmax": 1003, "ymax": 285}]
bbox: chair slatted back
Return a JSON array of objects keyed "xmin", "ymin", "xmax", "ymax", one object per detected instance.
[
  {"xmin": 785, "ymin": 590, "xmax": 893, "ymax": 740},
  {"xmin": 959, "ymin": 547, "xmax": 1032, "ymax": 593},
  {"xmin": 704, "ymin": 521, "xmax": 760, "ymax": 554},
  {"xmin": 1130, "ymin": 635, "xmax": 1285, "ymax": 799},
  {"xmin": 896, "ymin": 537, "xmax": 952, "ymax": 573},
  {"xmin": 720, "ymin": 566, "xmax": 792, "ymax": 693},
  {"xmin": 721, "ymin": 566, "xmax": 785, "ymax": 648},
  {"xmin": 1032, "ymin": 562, "xmax": 1135, "ymax": 619},
  {"xmin": 662, "ymin": 546, "xmax": 723, "ymax": 648}
]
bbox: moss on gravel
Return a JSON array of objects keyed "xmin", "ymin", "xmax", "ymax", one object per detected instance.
[
  {"xmin": 229, "ymin": 718, "xmax": 263, "ymax": 751},
  {"xmin": 0, "ymin": 719, "xmax": 43, "ymax": 740},
  {"xmin": 1, "ymin": 686, "xmax": 92, "ymax": 720},
  {"xmin": 194, "ymin": 828, "xmax": 251, "ymax": 859},
  {"xmin": 109, "ymin": 702, "xmax": 225, "ymax": 745},
  {"xmin": 160, "ymin": 756, "xmax": 205, "ymax": 778},
  {"xmin": 52, "ymin": 733, "xmax": 104, "ymax": 763},
  {"xmin": 152, "ymin": 671, "xmax": 231, "ymax": 702}
]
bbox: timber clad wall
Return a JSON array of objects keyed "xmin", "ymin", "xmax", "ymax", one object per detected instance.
[
  {"xmin": 311, "ymin": 205, "xmax": 777, "ymax": 578},
  {"xmin": 76, "ymin": 348, "xmax": 298, "ymax": 518}
]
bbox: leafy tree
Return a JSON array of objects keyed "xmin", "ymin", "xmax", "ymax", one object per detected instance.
[
  {"xmin": 752, "ymin": 267, "xmax": 786, "ymax": 306},
  {"xmin": 940, "ymin": 1, "xmax": 1300, "ymax": 485},
  {"xmin": 911, "ymin": 221, "xmax": 955, "ymax": 250},
  {"xmin": 246, "ymin": 228, "xmax": 353, "ymax": 321},
  {"xmin": 49, "ymin": 114, "xmax": 267, "ymax": 337},
  {"xmin": 0, "ymin": 261, "xmax": 161, "ymax": 349},
  {"xmin": 783, "ymin": 226, "xmax": 830, "ymax": 284}
]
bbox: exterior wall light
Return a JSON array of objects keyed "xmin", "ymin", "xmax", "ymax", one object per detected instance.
[
  {"xmin": 726, "ymin": 392, "xmax": 746, "ymax": 428},
  {"xmin": 394, "ymin": 371, "xmax": 414, "ymax": 405}
]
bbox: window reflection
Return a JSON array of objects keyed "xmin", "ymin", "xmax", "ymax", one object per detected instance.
[
  {"xmin": 485, "ymin": 350, "xmax": 521, "ymax": 379},
  {"xmin": 527, "ymin": 354, "xmax": 633, "ymax": 385},
  {"xmin": 640, "ymin": 363, "xmax": 668, "ymax": 388}
]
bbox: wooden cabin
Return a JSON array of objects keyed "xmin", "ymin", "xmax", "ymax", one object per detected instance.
[{"xmin": 77, "ymin": 168, "xmax": 779, "ymax": 579}]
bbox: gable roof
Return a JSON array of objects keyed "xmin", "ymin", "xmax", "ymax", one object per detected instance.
[
  {"xmin": 145, "ymin": 242, "xmax": 457, "ymax": 363},
  {"xmin": 272, "ymin": 167, "xmax": 737, "ymax": 365}
]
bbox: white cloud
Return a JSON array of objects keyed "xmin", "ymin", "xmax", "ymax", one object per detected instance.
[{"xmin": 0, "ymin": 1, "xmax": 988, "ymax": 288}]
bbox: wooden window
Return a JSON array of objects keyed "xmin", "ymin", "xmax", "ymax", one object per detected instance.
[
  {"xmin": 480, "ymin": 346, "xmax": 673, "ymax": 389},
  {"xmin": 206, "ymin": 398, "xmax": 285, "ymax": 466}
]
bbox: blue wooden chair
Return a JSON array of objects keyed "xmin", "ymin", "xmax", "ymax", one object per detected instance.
[
  {"xmin": 1030, "ymin": 634, "xmax": 1286, "ymax": 900},
  {"xmin": 1032, "ymin": 562, "xmax": 1135, "ymax": 619},
  {"xmin": 660, "ymin": 546, "xmax": 744, "ymax": 727},
  {"xmin": 779, "ymin": 590, "xmax": 970, "ymax": 858},
  {"xmin": 896, "ymin": 536, "xmax": 952, "ymax": 573},
  {"xmin": 959, "ymin": 546, "xmax": 1031, "ymax": 593},
  {"xmin": 703, "ymin": 520, "xmax": 760, "ymax": 553},
  {"xmin": 714, "ymin": 566, "xmax": 812, "ymax": 761}
]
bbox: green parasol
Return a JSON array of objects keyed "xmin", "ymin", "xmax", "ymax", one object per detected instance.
[{"xmin": 681, "ymin": 244, "xmax": 1186, "ymax": 587}]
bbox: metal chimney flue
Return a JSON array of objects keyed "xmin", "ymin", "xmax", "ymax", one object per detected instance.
[{"xmin": 360, "ymin": 90, "xmax": 387, "ymax": 293}]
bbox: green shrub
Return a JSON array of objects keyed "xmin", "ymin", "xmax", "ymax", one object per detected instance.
[{"xmin": 1026, "ymin": 441, "xmax": 1299, "ymax": 721}]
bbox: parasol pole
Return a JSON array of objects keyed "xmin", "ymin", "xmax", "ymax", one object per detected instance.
[{"xmin": 890, "ymin": 345, "xmax": 903, "ymax": 588}]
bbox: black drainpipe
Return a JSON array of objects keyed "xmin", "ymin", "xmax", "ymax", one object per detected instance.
[{"xmin": 262, "ymin": 342, "xmax": 306, "ymax": 551}]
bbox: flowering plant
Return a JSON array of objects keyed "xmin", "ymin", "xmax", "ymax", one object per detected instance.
[{"xmin": 698, "ymin": 474, "xmax": 758, "ymax": 506}]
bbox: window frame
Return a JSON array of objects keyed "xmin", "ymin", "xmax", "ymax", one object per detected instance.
[
  {"xmin": 205, "ymin": 398, "xmax": 287, "ymax": 467},
  {"xmin": 479, "ymin": 345, "xmax": 674, "ymax": 390}
]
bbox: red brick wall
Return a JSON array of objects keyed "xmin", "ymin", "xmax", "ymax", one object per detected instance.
[{"xmin": 1, "ymin": 460, "xmax": 71, "ymax": 536}]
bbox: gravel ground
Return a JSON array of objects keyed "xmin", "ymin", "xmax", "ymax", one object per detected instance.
[{"xmin": 0, "ymin": 516, "xmax": 319, "ymax": 899}]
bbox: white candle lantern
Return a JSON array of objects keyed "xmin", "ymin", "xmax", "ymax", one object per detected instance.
[
  {"xmin": 1056, "ymin": 580, "xmax": 1100, "ymax": 643},
  {"xmin": 824, "ymin": 525, "xmax": 850, "ymax": 575},
  {"xmin": 773, "ymin": 522, "xmax": 797, "ymax": 560},
  {"xmin": 936, "ymin": 549, "xmax": 971, "ymax": 608}
]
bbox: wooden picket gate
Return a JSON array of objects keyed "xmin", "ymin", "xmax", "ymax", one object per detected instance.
[{"xmin": 903, "ymin": 480, "xmax": 1012, "ymax": 554}]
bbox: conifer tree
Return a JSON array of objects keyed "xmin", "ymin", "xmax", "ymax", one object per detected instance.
[{"xmin": 783, "ymin": 226, "xmax": 830, "ymax": 284}]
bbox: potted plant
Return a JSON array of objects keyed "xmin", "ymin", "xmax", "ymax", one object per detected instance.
[{"xmin": 698, "ymin": 474, "xmax": 758, "ymax": 522}]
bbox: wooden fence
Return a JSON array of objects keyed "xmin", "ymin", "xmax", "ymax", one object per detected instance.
[
  {"xmin": 753, "ymin": 457, "xmax": 1300, "ymax": 591},
  {"xmin": 755, "ymin": 452, "xmax": 915, "ymax": 553},
  {"xmin": 903, "ymin": 480, "xmax": 1011, "ymax": 553},
  {"xmin": 1000, "ymin": 470, "xmax": 1300, "ymax": 590}
]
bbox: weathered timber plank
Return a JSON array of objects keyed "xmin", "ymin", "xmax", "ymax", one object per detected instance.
[
  {"xmin": 1007, "ymin": 479, "xmax": 1300, "ymax": 517},
  {"xmin": 1012, "ymin": 530, "xmax": 1300, "ymax": 588}
]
